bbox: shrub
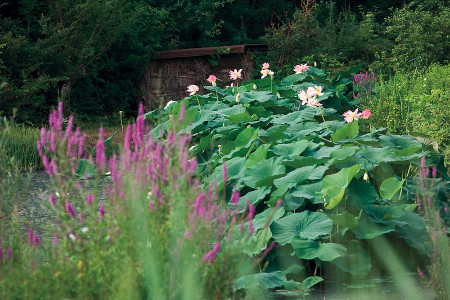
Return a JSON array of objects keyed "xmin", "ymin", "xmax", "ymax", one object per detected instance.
[
  {"xmin": 0, "ymin": 116, "xmax": 41, "ymax": 171},
  {"xmin": 364, "ymin": 64, "xmax": 450, "ymax": 166}
]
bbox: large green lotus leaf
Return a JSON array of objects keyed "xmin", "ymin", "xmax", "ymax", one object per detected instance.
[
  {"xmin": 320, "ymin": 164, "xmax": 360, "ymax": 210},
  {"xmin": 307, "ymin": 67, "xmax": 328, "ymax": 78},
  {"xmin": 355, "ymin": 146, "xmax": 397, "ymax": 166},
  {"xmin": 246, "ymin": 144, "xmax": 271, "ymax": 168},
  {"xmin": 215, "ymin": 156, "xmax": 246, "ymax": 187},
  {"xmin": 379, "ymin": 134, "xmax": 422, "ymax": 150},
  {"xmin": 244, "ymin": 157, "xmax": 285, "ymax": 188},
  {"xmin": 290, "ymin": 182, "xmax": 323, "ymax": 204},
  {"xmin": 271, "ymin": 111, "xmax": 307, "ymax": 125},
  {"xmin": 268, "ymin": 185, "xmax": 290, "ymax": 204},
  {"xmin": 241, "ymin": 91, "xmax": 276, "ymax": 103},
  {"xmin": 379, "ymin": 177, "xmax": 404, "ymax": 200},
  {"xmin": 312, "ymin": 145, "xmax": 342, "ymax": 159},
  {"xmin": 273, "ymin": 165, "xmax": 327, "ymax": 189},
  {"xmin": 246, "ymin": 105, "xmax": 272, "ymax": 118},
  {"xmin": 301, "ymin": 276, "xmax": 324, "ymax": 291},
  {"xmin": 282, "ymin": 156, "xmax": 328, "ymax": 168},
  {"xmin": 271, "ymin": 211, "xmax": 333, "ymax": 244},
  {"xmin": 235, "ymin": 127, "xmax": 258, "ymax": 150},
  {"xmin": 284, "ymin": 122, "xmax": 322, "ymax": 138},
  {"xmin": 259, "ymin": 125, "xmax": 288, "ymax": 142},
  {"xmin": 346, "ymin": 180, "xmax": 379, "ymax": 208},
  {"xmin": 363, "ymin": 205, "xmax": 407, "ymax": 228},
  {"xmin": 271, "ymin": 140, "xmax": 310, "ymax": 156},
  {"xmin": 280, "ymin": 73, "xmax": 308, "ymax": 85},
  {"xmin": 292, "ymin": 239, "xmax": 347, "ymax": 261},
  {"xmin": 283, "ymin": 193, "xmax": 306, "ymax": 211},
  {"xmin": 190, "ymin": 134, "xmax": 212, "ymax": 154},
  {"xmin": 239, "ymin": 227, "xmax": 273, "ymax": 256},
  {"xmin": 332, "ymin": 240, "xmax": 372, "ymax": 276},
  {"xmin": 352, "ymin": 215, "xmax": 396, "ymax": 239},
  {"xmin": 253, "ymin": 206, "xmax": 285, "ymax": 231},
  {"xmin": 328, "ymin": 145, "xmax": 360, "ymax": 164},
  {"xmin": 235, "ymin": 271, "xmax": 287, "ymax": 290},
  {"xmin": 228, "ymin": 111, "xmax": 258, "ymax": 124},
  {"xmin": 75, "ymin": 159, "xmax": 96, "ymax": 179},
  {"xmin": 326, "ymin": 212, "xmax": 359, "ymax": 229},
  {"xmin": 331, "ymin": 121, "xmax": 359, "ymax": 142},
  {"xmin": 236, "ymin": 186, "xmax": 272, "ymax": 211}
]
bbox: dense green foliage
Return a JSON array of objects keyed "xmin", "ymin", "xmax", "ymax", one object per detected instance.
[
  {"xmin": 148, "ymin": 66, "xmax": 449, "ymax": 293},
  {"xmin": 263, "ymin": 1, "xmax": 449, "ymax": 76},
  {"xmin": 363, "ymin": 65, "xmax": 450, "ymax": 167}
]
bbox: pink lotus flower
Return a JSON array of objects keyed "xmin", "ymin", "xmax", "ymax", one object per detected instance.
[
  {"xmin": 229, "ymin": 69, "xmax": 242, "ymax": 80},
  {"xmin": 262, "ymin": 62, "xmax": 270, "ymax": 70},
  {"xmin": 206, "ymin": 75, "xmax": 217, "ymax": 86},
  {"xmin": 361, "ymin": 109, "xmax": 371, "ymax": 119},
  {"xmin": 294, "ymin": 63, "xmax": 310, "ymax": 74},
  {"xmin": 306, "ymin": 86, "xmax": 324, "ymax": 98},
  {"xmin": 260, "ymin": 69, "xmax": 274, "ymax": 79},
  {"xmin": 187, "ymin": 85, "xmax": 199, "ymax": 96},
  {"xmin": 298, "ymin": 90, "xmax": 308, "ymax": 105},
  {"xmin": 343, "ymin": 109, "xmax": 362, "ymax": 123},
  {"xmin": 306, "ymin": 98, "xmax": 322, "ymax": 107}
]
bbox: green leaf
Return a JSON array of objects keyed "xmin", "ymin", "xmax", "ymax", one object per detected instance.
[
  {"xmin": 332, "ymin": 240, "xmax": 371, "ymax": 276},
  {"xmin": 301, "ymin": 276, "xmax": 324, "ymax": 290},
  {"xmin": 327, "ymin": 212, "xmax": 358, "ymax": 229},
  {"xmin": 235, "ymin": 127, "xmax": 258, "ymax": 149},
  {"xmin": 273, "ymin": 165, "xmax": 318, "ymax": 189},
  {"xmin": 253, "ymin": 206, "xmax": 285, "ymax": 231},
  {"xmin": 292, "ymin": 239, "xmax": 347, "ymax": 261},
  {"xmin": 320, "ymin": 165, "xmax": 360, "ymax": 210},
  {"xmin": 91, "ymin": 130, "xmax": 118, "ymax": 156},
  {"xmin": 239, "ymin": 227, "xmax": 272, "ymax": 256},
  {"xmin": 331, "ymin": 121, "xmax": 359, "ymax": 142},
  {"xmin": 235, "ymin": 272, "xmax": 287, "ymax": 290},
  {"xmin": 246, "ymin": 144, "xmax": 270, "ymax": 167},
  {"xmin": 379, "ymin": 177, "xmax": 404, "ymax": 200},
  {"xmin": 271, "ymin": 211, "xmax": 333, "ymax": 244},
  {"xmin": 271, "ymin": 140, "xmax": 309, "ymax": 156},
  {"xmin": 244, "ymin": 157, "xmax": 285, "ymax": 188},
  {"xmin": 75, "ymin": 159, "xmax": 96, "ymax": 178},
  {"xmin": 281, "ymin": 73, "xmax": 307, "ymax": 85},
  {"xmin": 236, "ymin": 187, "xmax": 271, "ymax": 210}
]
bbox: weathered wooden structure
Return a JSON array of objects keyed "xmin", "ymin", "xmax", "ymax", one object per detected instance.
[{"xmin": 139, "ymin": 44, "xmax": 267, "ymax": 110}]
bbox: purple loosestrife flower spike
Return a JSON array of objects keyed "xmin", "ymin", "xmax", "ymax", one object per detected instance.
[
  {"xmin": 52, "ymin": 233, "xmax": 58, "ymax": 246},
  {"xmin": 230, "ymin": 190, "xmax": 240, "ymax": 206},
  {"xmin": 65, "ymin": 115, "xmax": 74, "ymax": 139},
  {"xmin": 40, "ymin": 127, "xmax": 46, "ymax": 146},
  {"xmin": 99, "ymin": 206, "xmax": 105, "ymax": 217},
  {"xmin": 49, "ymin": 194, "xmax": 56, "ymax": 208},
  {"xmin": 0, "ymin": 247, "xmax": 3, "ymax": 261},
  {"xmin": 7, "ymin": 247, "xmax": 12, "ymax": 259},
  {"xmin": 96, "ymin": 127, "xmax": 106, "ymax": 170},
  {"xmin": 202, "ymin": 241, "xmax": 220, "ymax": 263},
  {"xmin": 65, "ymin": 202, "xmax": 76, "ymax": 218}
]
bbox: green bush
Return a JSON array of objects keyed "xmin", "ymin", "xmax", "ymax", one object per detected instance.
[
  {"xmin": 0, "ymin": 117, "xmax": 41, "ymax": 171},
  {"xmin": 364, "ymin": 64, "xmax": 450, "ymax": 166},
  {"xmin": 379, "ymin": 5, "xmax": 449, "ymax": 72}
]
